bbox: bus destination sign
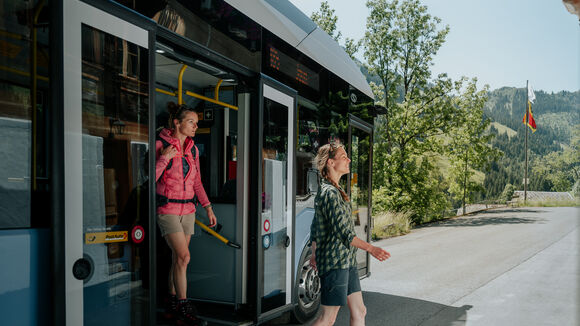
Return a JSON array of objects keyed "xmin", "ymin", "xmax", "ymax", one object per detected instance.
[{"xmin": 269, "ymin": 45, "xmax": 319, "ymax": 91}]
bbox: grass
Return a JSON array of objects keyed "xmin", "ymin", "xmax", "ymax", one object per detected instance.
[
  {"xmin": 372, "ymin": 211, "xmax": 412, "ymax": 240},
  {"xmin": 518, "ymin": 199, "xmax": 580, "ymax": 207}
]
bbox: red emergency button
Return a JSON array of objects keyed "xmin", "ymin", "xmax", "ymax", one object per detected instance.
[{"xmin": 263, "ymin": 219, "xmax": 270, "ymax": 232}]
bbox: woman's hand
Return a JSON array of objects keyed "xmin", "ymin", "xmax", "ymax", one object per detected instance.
[
  {"xmin": 206, "ymin": 206, "xmax": 217, "ymax": 227},
  {"xmin": 369, "ymin": 245, "xmax": 391, "ymax": 262},
  {"xmin": 310, "ymin": 252, "xmax": 317, "ymax": 271},
  {"xmin": 161, "ymin": 145, "xmax": 178, "ymax": 160},
  {"xmin": 310, "ymin": 242, "xmax": 317, "ymax": 271}
]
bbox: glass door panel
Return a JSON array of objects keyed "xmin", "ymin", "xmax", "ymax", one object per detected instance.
[
  {"xmin": 349, "ymin": 119, "xmax": 372, "ymax": 276},
  {"xmin": 63, "ymin": 1, "xmax": 151, "ymax": 325},
  {"xmin": 260, "ymin": 82, "xmax": 295, "ymax": 313},
  {"xmin": 81, "ymin": 24, "xmax": 150, "ymax": 326}
]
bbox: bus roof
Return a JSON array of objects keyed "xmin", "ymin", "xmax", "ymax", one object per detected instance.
[{"xmin": 224, "ymin": 0, "xmax": 374, "ymax": 99}]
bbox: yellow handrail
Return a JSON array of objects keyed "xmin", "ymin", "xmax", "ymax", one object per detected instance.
[
  {"xmin": 185, "ymin": 90, "xmax": 238, "ymax": 111},
  {"xmin": 177, "ymin": 65, "xmax": 187, "ymax": 104},
  {"xmin": 214, "ymin": 79, "xmax": 223, "ymax": 102},
  {"xmin": 156, "ymin": 64, "xmax": 238, "ymax": 110},
  {"xmin": 155, "ymin": 88, "xmax": 176, "ymax": 96}
]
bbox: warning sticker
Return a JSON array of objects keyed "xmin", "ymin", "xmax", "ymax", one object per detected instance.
[{"xmin": 85, "ymin": 231, "xmax": 128, "ymax": 244}]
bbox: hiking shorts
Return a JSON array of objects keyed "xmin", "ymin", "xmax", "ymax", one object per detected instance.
[
  {"xmin": 319, "ymin": 267, "xmax": 361, "ymax": 306},
  {"xmin": 157, "ymin": 213, "xmax": 196, "ymax": 236}
]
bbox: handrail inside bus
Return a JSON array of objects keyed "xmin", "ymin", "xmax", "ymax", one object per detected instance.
[{"xmin": 155, "ymin": 64, "xmax": 238, "ymax": 111}]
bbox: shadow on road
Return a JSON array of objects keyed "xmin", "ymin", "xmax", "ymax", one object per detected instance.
[
  {"xmin": 475, "ymin": 208, "xmax": 545, "ymax": 214},
  {"xmin": 268, "ymin": 291, "xmax": 472, "ymax": 326},
  {"xmin": 431, "ymin": 216, "xmax": 542, "ymax": 227},
  {"xmin": 419, "ymin": 208, "xmax": 548, "ymax": 228}
]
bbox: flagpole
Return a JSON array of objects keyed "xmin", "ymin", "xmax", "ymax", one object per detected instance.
[{"xmin": 524, "ymin": 80, "xmax": 528, "ymax": 202}]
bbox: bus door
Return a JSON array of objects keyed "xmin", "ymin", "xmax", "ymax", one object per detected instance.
[
  {"xmin": 62, "ymin": 1, "xmax": 154, "ymax": 325},
  {"xmin": 348, "ymin": 115, "xmax": 373, "ymax": 277},
  {"xmin": 257, "ymin": 76, "xmax": 296, "ymax": 320}
]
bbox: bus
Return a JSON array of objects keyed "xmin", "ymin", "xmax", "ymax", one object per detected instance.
[{"xmin": 0, "ymin": 0, "xmax": 382, "ymax": 325}]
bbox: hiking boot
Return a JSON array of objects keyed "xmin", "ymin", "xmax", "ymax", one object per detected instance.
[
  {"xmin": 163, "ymin": 294, "xmax": 178, "ymax": 320},
  {"xmin": 176, "ymin": 300, "xmax": 206, "ymax": 326}
]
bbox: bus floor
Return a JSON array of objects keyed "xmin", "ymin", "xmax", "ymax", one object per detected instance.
[{"xmin": 157, "ymin": 301, "xmax": 253, "ymax": 326}]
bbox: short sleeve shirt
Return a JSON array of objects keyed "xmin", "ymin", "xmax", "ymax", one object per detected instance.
[{"xmin": 309, "ymin": 179, "xmax": 357, "ymax": 276}]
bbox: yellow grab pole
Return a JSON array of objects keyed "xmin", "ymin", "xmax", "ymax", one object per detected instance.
[
  {"xmin": 194, "ymin": 219, "xmax": 241, "ymax": 249},
  {"xmin": 185, "ymin": 90, "xmax": 238, "ymax": 110},
  {"xmin": 214, "ymin": 79, "xmax": 223, "ymax": 102},
  {"xmin": 178, "ymin": 65, "xmax": 187, "ymax": 104}
]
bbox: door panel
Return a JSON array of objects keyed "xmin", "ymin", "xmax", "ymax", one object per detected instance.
[
  {"xmin": 349, "ymin": 118, "xmax": 372, "ymax": 276},
  {"xmin": 259, "ymin": 82, "xmax": 295, "ymax": 314},
  {"xmin": 63, "ymin": 1, "xmax": 151, "ymax": 325}
]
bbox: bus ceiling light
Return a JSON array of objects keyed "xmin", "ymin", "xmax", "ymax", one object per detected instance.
[
  {"xmin": 156, "ymin": 42, "xmax": 174, "ymax": 54},
  {"xmin": 193, "ymin": 59, "xmax": 226, "ymax": 76}
]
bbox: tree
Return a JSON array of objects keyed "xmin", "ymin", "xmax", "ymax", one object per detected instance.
[
  {"xmin": 311, "ymin": 1, "xmax": 341, "ymax": 41},
  {"xmin": 365, "ymin": 0, "xmax": 464, "ymax": 223},
  {"xmin": 447, "ymin": 79, "xmax": 502, "ymax": 213},
  {"xmin": 311, "ymin": 1, "xmax": 360, "ymax": 60},
  {"xmin": 531, "ymin": 124, "xmax": 580, "ymax": 193}
]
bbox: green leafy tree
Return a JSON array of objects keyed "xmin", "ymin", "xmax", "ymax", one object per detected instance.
[
  {"xmin": 311, "ymin": 1, "xmax": 342, "ymax": 41},
  {"xmin": 447, "ymin": 79, "xmax": 502, "ymax": 213},
  {"xmin": 531, "ymin": 124, "xmax": 580, "ymax": 193},
  {"xmin": 365, "ymin": 0, "xmax": 464, "ymax": 223},
  {"xmin": 500, "ymin": 183, "xmax": 516, "ymax": 203},
  {"xmin": 311, "ymin": 1, "xmax": 360, "ymax": 60}
]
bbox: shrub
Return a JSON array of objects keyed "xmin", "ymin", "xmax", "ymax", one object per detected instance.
[{"xmin": 372, "ymin": 211, "xmax": 412, "ymax": 240}]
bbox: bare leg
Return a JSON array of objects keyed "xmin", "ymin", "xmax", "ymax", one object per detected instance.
[
  {"xmin": 312, "ymin": 305, "xmax": 341, "ymax": 326},
  {"xmin": 347, "ymin": 291, "xmax": 366, "ymax": 326},
  {"xmin": 165, "ymin": 232, "xmax": 192, "ymax": 299}
]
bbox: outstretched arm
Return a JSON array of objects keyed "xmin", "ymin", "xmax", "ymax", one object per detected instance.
[{"xmin": 350, "ymin": 237, "xmax": 391, "ymax": 262}]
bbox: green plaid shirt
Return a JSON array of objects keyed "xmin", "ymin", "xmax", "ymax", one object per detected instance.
[{"xmin": 310, "ymin": 179, "xmax": 357, "ymax": 276}]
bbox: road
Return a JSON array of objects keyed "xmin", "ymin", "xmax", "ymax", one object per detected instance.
[{"xmin": 280, "ymin": 206, "xmax": 580, "ymax": 326}]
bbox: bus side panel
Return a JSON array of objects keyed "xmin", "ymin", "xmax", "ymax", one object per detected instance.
[
  {"xmin": 0, "ymin": 229, "xmax": 50, "ymax": 326},
  {"xmin": 293, "ymin": 206, "xmax": 314, "ymax": 277}
]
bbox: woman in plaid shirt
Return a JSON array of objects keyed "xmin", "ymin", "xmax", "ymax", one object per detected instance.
[{"xmin": 310, "ymin": 142, "xmax": 390, "ymax": 326}]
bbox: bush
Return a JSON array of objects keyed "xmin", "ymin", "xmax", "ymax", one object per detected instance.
[
  {"xmin": 499, "ymin": 183, "xmax": 515, "ymax": 203},
  {"xmin": 372, "ymin": 211, "xmax": 412, "ymax": 240}
]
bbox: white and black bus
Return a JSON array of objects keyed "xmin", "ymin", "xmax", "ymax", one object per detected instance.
[{"xmin": 0, "ymin": 0, "xmax": 382, "ymax": 325}]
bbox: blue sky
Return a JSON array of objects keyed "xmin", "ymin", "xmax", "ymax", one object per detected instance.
[{"xmin": 288, "ymin": 0, "xmax": 580, "ymax": 93}]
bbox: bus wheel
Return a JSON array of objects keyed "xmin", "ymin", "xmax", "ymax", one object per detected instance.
[{"xmin": 292, "ymin": 246, "xmax": 320, "ymax": 323}]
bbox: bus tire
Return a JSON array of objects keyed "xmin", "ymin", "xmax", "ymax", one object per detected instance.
[{"xmin": 292, "ymin": 246, "xmax": 320, "ymax": 323}]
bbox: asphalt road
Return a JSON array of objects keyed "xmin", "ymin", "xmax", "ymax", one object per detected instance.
[{"xmin": 281, "ymin": 206, "xmax": 580, "ymax": 326}]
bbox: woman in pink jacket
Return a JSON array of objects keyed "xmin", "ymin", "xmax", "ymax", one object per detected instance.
[{"xmin": 156, "ymin": 102, "xmax": 216, "ymax": 326}]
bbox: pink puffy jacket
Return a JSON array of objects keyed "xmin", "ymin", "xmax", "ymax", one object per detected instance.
[{"xmin": 155, "ymin": 128, "xmax": 210, "ymax": 215}]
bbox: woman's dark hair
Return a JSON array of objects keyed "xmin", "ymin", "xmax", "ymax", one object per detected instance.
[{"xmin": 167, "ymin": 102, "xmax": 200, "ymax": 129}]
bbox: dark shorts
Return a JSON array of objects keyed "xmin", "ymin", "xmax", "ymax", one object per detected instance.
[{"xmin": 319, "ymin": 267, "xmax": 361, "ymax": 306}]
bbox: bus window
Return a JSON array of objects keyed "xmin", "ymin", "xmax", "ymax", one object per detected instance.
[{"xmin": 0, "ymin": 0, "xmax": 50, "ymax": 229}]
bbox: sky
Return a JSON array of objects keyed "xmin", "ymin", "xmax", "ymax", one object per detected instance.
[{"xmin": 288, "ymin": 0, "xmax": 580, "ymax": 93}]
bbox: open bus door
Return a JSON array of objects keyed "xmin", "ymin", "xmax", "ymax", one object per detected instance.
[
  {"xmin": 62, "ymin": 1, "xmax": 154, "ymax": 325},
  {"xmin": 348, "ymin": 115, "xmax": 373, "ymax": 277},
  {"xmin": 254, "ymin": 75, "xmax": 297, "ymax": 323}
]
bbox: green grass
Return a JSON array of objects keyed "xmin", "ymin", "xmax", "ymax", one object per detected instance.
[{"xmin": 372, "ymin": 211, "xmax": 412, "ymax": 240}]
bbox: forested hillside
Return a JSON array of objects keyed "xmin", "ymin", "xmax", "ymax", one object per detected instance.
[{"xmin": 483, "ymin": 88, "xmax": 580, "ymax": 199}]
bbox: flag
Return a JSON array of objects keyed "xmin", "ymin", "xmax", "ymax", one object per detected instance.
[
  {"xmin": 527, "ymin": 84, "xmax": 536, "ymax": 104},
  {"xmin": 522, "ymin": 101, "xmax": 537, "ymax": 132}
]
